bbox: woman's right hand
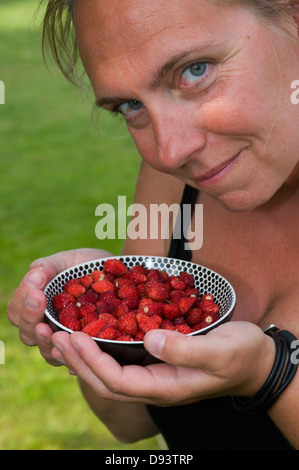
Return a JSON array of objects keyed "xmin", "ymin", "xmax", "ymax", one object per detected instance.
[{"xmin": 7, "ymin": 248, "xmax": 113, "ymax": 366}]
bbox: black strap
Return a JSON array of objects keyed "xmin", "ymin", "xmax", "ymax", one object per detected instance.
[{"xmin": 167, "ymin": 185, "xmax": 199, "ymax": 262}]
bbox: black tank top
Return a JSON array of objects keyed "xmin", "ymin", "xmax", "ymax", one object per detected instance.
[{"xmin": 147, "ymin": 185, "xmax": 293, "ymax": 450}]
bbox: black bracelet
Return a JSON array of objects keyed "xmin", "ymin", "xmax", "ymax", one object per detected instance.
[{"xmin": 231, "ymin": 325, "xmax": 298, "ymax": 413}]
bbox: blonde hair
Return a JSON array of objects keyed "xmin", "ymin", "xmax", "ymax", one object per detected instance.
[{"xmin": 40, "ymin": 0, "xmax": 299, "ymax": 86}]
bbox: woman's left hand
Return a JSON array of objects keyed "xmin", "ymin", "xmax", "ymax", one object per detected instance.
[{"xmin": 51, "ymin": 321, "xmax": 275, "ymax": 406}]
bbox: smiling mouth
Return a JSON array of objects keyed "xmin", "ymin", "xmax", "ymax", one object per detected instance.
[{"xmin": 194, "ymin": 151, "xmax": 242, "ymax": 185}]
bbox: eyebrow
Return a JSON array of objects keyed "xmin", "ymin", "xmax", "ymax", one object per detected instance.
[{"xmin": 95, "ymin": 40, "xmax": 226, "ymax": 108}]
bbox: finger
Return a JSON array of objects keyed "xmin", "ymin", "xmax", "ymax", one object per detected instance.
[
  {"xmin": 35, "ymin": 323, "xmax": 64, "ymax": 366},
  {"xmin": 144, "ymin": 329, "xmax": 224, "ymax": 369}
]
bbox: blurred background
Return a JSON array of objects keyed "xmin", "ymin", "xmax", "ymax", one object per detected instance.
[{"xmin": 0, "ymin": 0, "xmax": 161, "ymax": 450}]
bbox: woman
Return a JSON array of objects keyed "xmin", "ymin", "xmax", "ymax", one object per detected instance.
[{"xmin": 7, "ymin": 0, "xmax": 299, "ymax": 449}]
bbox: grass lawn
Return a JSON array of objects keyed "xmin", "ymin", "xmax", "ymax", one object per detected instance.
[{"xmin": 0, "ymin": 0, "xmax": 163, "ymax": 450}]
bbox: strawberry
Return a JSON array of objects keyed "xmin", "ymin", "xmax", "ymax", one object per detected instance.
[
  {"xmin": 136, "ymin": 312, "xmax": 160, "ymax": 333},
  {"xmin": 175, "ymin": 324, "xmax": 193, "ymax": 334},
  {"xmin": 97, "ymin": 325, "xmax": 117, "ymax": 340},
  {"xmin": 134, "ymin": 329, "xmax": 145, "ymax": 341},
  {"xmin": 161, "ymin": 319, "xmax": 175, "ymax": 330},
  {"xmin": 199, "ymin": 300, "xmax": 219, "ymax": 314},
  {"xmin": 100, "ymin": 290, "xmax": 118, "ymax": 304},
  {"xmin": 63, "ymin": 278, "xmax": 81, "ymax": 292},
  {"xmin": 201, "ymin": 312, "xmax": 218, "ymax": 324},
  {"xmin": 113, "ymin": 302, "xmax": 130, "ymax": 319},
  {"xmin": 163, "ymin": 303, "xmax": 181, "ymax": 320},
  {"xmin": 117, "ymin": 312, "xmax": 138, "ymax": 336},
  {"xmin": 147, "ymin": 269, "xmax": 162, "ymax": 282},
  {"xmin": 90, "ymin": 270, "xmax": 105, "ymax": 282},
  {"xmin": 151, "ymin": 314, "xmax": 162, "ymax": 327},
  {"xmin": 143, "ymin": 302, "xmax": 164, "ymax": 316},
  {"xmin": 118, "ymin": 334, "xmax": 134, "ymax": 341},
  {"xmin": 185, "ymin": 307, "xmax": 203, "ymax": 326},
  {"xmin": 103, "ymin": 259, "xmax": 128, "ymax": 276},
  {"xmin": 144, "ymin": 282, "xmax": 169, "ymax": 302},
  {"xmin": 95, "ymin": 301, "xmax": 111, "ymax": 314},
  {"xmin": 78, "ymin": 303, "xmax": 96, "ymax": 317},
  {"xmin": 178, "ymin": 296, "xmax": 197, "ymax": 314},
  {"xmin": 121, "ymin": 294, "xmax": 141, "ymax": 309},
  {"xmin": 81, "ymin": 310, "xmax": 99, "ymax": 327},
  {"xmin": 52, "ymin": 292, "xmax": 75, "ymax": 312},
  {"xmin": 76, "ymin": 289, "xmax": 99, "ymax": 306},
  {"xmin": 185, "ymin": 288, "xmax": 200, "ymax": 297},
  {"xmin": 64, "ymin": 283, "xmax": 86, "ymax": 298},
  {"xmin": 201, "ymin": 294, "xmax": 214, "ymax": 301},
  {"xmin": 60, "ymin": 315, "xmax": 81, "ymax": 331},
  {"xmin": 59, "ymin": 303, "xmax": 81, "ymax": 319},
  {"xmin": 179, "ymin": 271, "xmax": 195, "ymax": 288},
  {"xmin": 82, "ymin": 318, "xmax": 107, "ymax": 337},
  {"xmin": 169, "ymin": 276, "xmax": 186, "ymax": 290},
  {"xmin": 117, "ymin": 284, "xmax": 139, "ymax": 299},
  {"xmin": 130, "ymin": 264, "xmax": 148, "ymax": 275},
  {"xmin": 124, "ymin": 270, "xmax": 147, "ymax": 285},
  {"xmin": 79, "ymin": 274, "xmax": 93, "ymax": 288},
  {"xmin": 114, "ymin": 277, "xmax": 134, "ymax": 289},
  {"xmin": 98, "ymin": 313, "xmax": 118, "ymax": 327},
  {"xmin": 92, "ymin": 280, "xmax": 115, "ymax": 294},
  {"xmin": 169, "ymin": 290, "xmax": 185, "ymax": 304}
]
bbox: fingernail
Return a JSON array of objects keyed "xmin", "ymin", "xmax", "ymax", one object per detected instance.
[
  {"xmin": 145, "ymin": 332, "xmax": 166, "ymax": 357},
  {"xmin": 25, "ymin": 293, "xmax": 40, "ymax": 310},
  {"xmin": 27, "ymin": 271, "xmax": 43, "ymax": 288}
]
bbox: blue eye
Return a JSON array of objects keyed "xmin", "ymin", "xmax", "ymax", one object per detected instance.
[
  {"xmin": 119, "ymin": 100, "xmax": 144, "ymax": 118},
  {"xmin": 181, "ymin": 63, "xmax": 208, "ymax": 86}
]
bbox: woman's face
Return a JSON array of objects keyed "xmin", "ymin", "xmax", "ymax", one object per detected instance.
[{"xmin": 74, "ymin": 0, "xmax": 299, "ymax": 211}]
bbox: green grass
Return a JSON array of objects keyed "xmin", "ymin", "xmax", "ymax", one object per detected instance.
[{"xmin": 0, "ymin": 0, "xmax": 162, "ymax": 450}]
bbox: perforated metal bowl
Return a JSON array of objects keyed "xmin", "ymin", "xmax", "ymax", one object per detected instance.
[{"xmin": 44, "ymin": 255, "xmax": 236, "ymax": 365}]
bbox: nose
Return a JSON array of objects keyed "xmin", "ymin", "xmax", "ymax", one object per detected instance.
[{"xmin": 152, "ymin": 102, "xmax": 207, "ymax": 170}]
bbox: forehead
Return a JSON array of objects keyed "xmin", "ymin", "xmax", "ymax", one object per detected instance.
[{"xmin": 74, "ymin": 0, "xmax": 232, "ymax": 62}]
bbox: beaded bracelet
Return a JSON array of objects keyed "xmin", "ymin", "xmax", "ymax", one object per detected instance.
[{"xmin": 231, "ymin": 325, "xmax": 298, "ymax": 413}]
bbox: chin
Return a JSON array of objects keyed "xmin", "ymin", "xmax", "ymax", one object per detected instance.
[{"xmin": 217, "ymin": 189, "xmax": 272, "ymax": 212}]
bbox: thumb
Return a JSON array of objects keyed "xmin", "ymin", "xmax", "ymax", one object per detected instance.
[{"xmin": 144, "ymin": 329, "xmax": 212, "ymax": 368}]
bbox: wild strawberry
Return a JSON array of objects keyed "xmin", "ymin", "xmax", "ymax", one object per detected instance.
[
  {"xmin": 79, "ymin": 303, "xmax": 96, "ymax": 317},
  {"xmin": 199, "ymin": 300, "xmax": 219, "ymax": 314},
  {"xmin": 201, "ymin": 294, "xmax": 214, "ymax": 301},
  {"xmin": 134, "ymin": 329, "xmax": 145, "ymax": 341},
  {"xmin": 147, "ymin": 269, "xmax": 162, "ymax": 282},
  {"xmin": 114, "ymin": 277, "xmax": 134, "ymax": 289},
  {"xmin": 113, "ymin": 303, "xmax": 130, "ymax": 319},
  {"xmin": 130, "ymin": 264, "xmax": 148, "ymax": 275},
  {"xmin": 95, "ymin": 301, "xmax": 111, "ymax": 314},
  {"xmin": 179, "ymin": 271, "xmax": 195, "ymax": 288},
  {"xmin": 151, "ymin": 314, "xmax": 162, "ymax": 327},
  {"xmin": 52, "ymin": 292, "xmax": 75, "ymax": 312},
  {"xmin": 144, "ymin": 282, "xmax": 169, "ymax": 301},
  {"xmin": 169, "ymin": 276, "xmax": 186, "ymax": 290},
  {"xmin": 136, "ymin": 312, "xmax": 160, "ymax": 333},
  {"xmin": 59, "ymin": 303, "xmax": 81, "ymax": 319},
  {"xmin": 160, "ymin": 271, "xmax": 170, "ymax": 282},
  {"xmin": 77, "ymin": 289, "xmax": 99, "ymax": 306},
  {"xmin": 98, "ymin": 313, "xmax": 118, "ymax": 327},
  {"xmin": 91, "ymin": 270, "xmax": 105, "ymax": 282},
  {"xmin": 103, "ymin": 259, "xmax": 128, "ymax": 276},
  {"xmin": 60, "ymin": 315, "xmax": 81, "ymax": 331},
  {"xmin": 97, "ymin": 325, "xmax": 117, "ymax": 340},
  {"xmin": 64, "ymin": 283, "xmax": 86, "ymax": 298},
  {"xmin": 79, "ymin": 275, "xmax": 93, "ymax": 288},
  {"xmin": 201, "ymin": 312, "xmax": 218, "ymax": 325},
  {"xmin": 169, "ymin": 290, "xmax": 185, "ymax": 304},
  {"xmin": 185, "ymin": 288, "xmax": 200, "ymax": 297},
  {"xmin": 161, "ymin": 319, "xmax": 175, "ymax": 330},
  {"xmin": 82, "ymin": 318, "xmax": 107, "ymax": 337},
  {"xmin": 124, "ymin": 270, "xmax": 147, "ymax": 284},
  {"xmin": 185, "ymin": 307, "xmax": 203, "ymax": 326},
  {"xmin": 163, "ymin": 303, "xmax": 181, "ymax": 320},
  {"xmin": 63, "ymin": 278, "xmax": 81, "ymax": 292},
  {"xmin": 178, "ymin": 296, "xmax": 197, "ymax": 314},
  {"xmin": 92, "ymin": 279, "xmax": 115, "ymax": 294},
  {"xmin": 121, "ymin": 294, "xmax": 141, "ymax": 309},
  {"xmin": 139, "ymin": 297, "xmax": 153, "ymax": 310},
  {"xmin": 175, "ymin": 324, "xmax": 193, "ymax": 334},
  {"xmin": 81, "ymin": 310, "xmax": 99, "ymax": 327},
  {"xmin": 118, "ymin": 334, "xmax": 134, "ymax": 341},
  {"xmin": 117, "ymin": 312, "xmax": 138, "ymax": 336},
  {"xmin": 100, "ymin": 290, "xmax": 118, "ymax": 304},
  {"xmin": 143, "ymin": 302, "xmax": 164, "ymax": 316},
  {"xmin": 117, "ymin": 284, "xmax": 139, "ymax": 299}
]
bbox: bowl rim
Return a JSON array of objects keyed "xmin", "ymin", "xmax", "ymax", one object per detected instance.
[{"xmin": 44, "ymin": 255, "xmax": 236, "ymax": 345}]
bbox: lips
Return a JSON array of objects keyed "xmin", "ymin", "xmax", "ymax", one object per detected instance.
[{"xmin": 194, "ymin": 152, "xmax": 241, "ymax": 185}]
